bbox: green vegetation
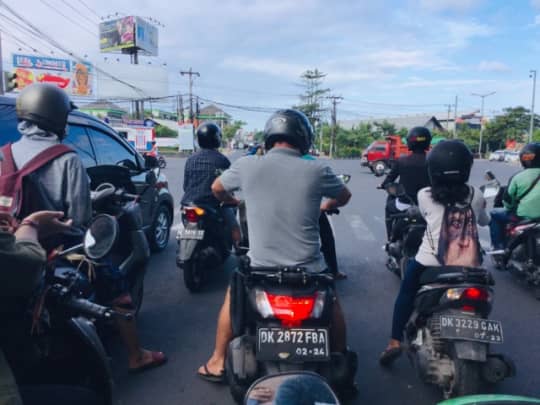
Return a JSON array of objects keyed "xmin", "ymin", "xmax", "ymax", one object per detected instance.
[
  {"xmin": 155, "ymin": 125, "xmax": 178, "ymax": 138},
  {"xmin": 223, "ymin": 120, "xmax": 247, "ymax": 142}
]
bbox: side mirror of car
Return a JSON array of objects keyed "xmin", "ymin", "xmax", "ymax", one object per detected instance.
[
  {"xmin": 485, "ymin": 170, "xmax": 495, "ymax": 181},
  {"xmin": 144, "ymin": 154, "xmax": 159, "ymax": 169}
]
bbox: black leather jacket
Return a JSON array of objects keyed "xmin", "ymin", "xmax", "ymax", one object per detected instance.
[{"xmin": 381, "ymin": 152, "xmax": 430, "ymax": 204}]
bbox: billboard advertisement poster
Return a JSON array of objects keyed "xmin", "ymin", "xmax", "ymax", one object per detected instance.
[
  {"xmin": 99, "ymin": 16, "xmax": 135, "ymax": 53},
  {"xmin": 178, "ymin": 124, "xmax": 195, "ymax": 151},
  {"xmin": 11, "ymin": 54, "xmax": 94, "ymax": 97},
  {"xmin": 135, "ymin": 17, "xmax": 158, "ymax": 56}
]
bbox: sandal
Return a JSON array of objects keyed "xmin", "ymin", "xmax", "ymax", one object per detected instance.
[
  {"xmin": 128, "ymin": 351, "xmax": 167, "ymax": 374},
  {"xmin": 379, "ymin": 347, "xmax": 402, "ymax": 367},
  {"xmin": 197, "ymin": 363, "xmax": 225, "ymax": 383}
]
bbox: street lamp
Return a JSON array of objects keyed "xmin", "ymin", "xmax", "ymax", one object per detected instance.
[
  {"xmin": 471, "ymin": 91, "xmax": 496, "ymax": 157},
  {"xmin": 530, "ymin": 70, "xmax": 537, "ymax": 143}
]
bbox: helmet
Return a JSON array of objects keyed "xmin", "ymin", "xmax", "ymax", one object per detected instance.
[
  {"xmin": 519, "ymin": 142, "xmax": 540, "ymax": 168},
  {"xmin": 16, "ymin": 83, "xmax": 74, "ymax": 138},
  {"xmin": 196, "ymin": 122, "xmax": 222, "ymax": 149},
  {"xmin": 427, "ymin": 140, "xmax": 473, "ymax": 185},
  {"xmin": 406, "ymin": 126, "xmax": 432, "ymax": 152},
  {"xmin": 264, "ymin": 109, "xmax": 314, "ymax": 154}
]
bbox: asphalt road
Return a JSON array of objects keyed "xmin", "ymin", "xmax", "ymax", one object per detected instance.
[{"xmin": 112, "ymin": 154, "xmax": 540, "ymax": 405}]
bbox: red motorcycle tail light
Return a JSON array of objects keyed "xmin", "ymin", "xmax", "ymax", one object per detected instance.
[
  {"xmin": 266, "ymin": 293, "xmax": 316, "ymax": 327},
  {"xmin": 462, "ymin": 287, "xmax": 489, "ymax": 301},
  {"xmin": 184, "ymin": 207, "xmax": 205, "ymax": 223}
]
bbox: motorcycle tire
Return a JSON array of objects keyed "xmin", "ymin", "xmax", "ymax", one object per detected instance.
[
  {"xmin": 183, "ymin": 257, "xmax": 203, "ymax": 293},
  {"xmin": 225, "ymin": 350, "xmax": 250, "ymax": 404},
  {"xmin": 158, "ymin": 157, "xmax": 167, "ymax": 169},
  {"xmin": 373, "ymin": 161, "xmax": 387, "ymax": 177},
  {"xmin": 449, "ymin": 358, "xmax": 482, "ymax": 398}
]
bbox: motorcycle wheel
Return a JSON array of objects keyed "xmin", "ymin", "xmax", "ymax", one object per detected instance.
[
  {"xmin": 226, "ymin": 350, "xmax": 250, "ymax": 404},
  {"xmin": 373, "ymin": 161, "xmax": 387, "ymax": 177},
  {"xmin": 158, "ymin": 156, "xmax": 167, "ymax": 169},
  {"xmin": 183, "ymin": 257, "xmax": 203, "ymax": 293},
  {"xmin": 449, "ymin": 358, "xmax": 481, "ymax": 398}
]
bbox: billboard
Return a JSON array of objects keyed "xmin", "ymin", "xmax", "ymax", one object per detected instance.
[
  {"xmin": 178, "ymin": 124, "xmax": 194, "ymax": 151},
  {"xmin": 10, "ymin": 54, "xmax": 94, "ymax": 97},
  {"xmin": 99, "ymin": 16, "xmax": 136, "ymax": 53},
  {"xmin": 96, "ymin": 63, "xmax": 168, "ymax": 99},
  {"xmin": 135, "ymin": 17, "xmax": 158, "ymax": 56},
  {"xmin": 99, "ymin": 16, "xmax": 158, "ymax": 55}
]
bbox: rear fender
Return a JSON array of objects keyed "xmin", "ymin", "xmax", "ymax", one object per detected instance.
[
  {"xmin": 119, "ymin": 230, "xmax": 150, "ymax": 277},
  {"xmin": 227, "ymin": 336, "xmax": 258, "ymax": 383},
  {"xmin": 178, "ymin": 239, "xmax": 200, "ymax": 262},
  {"xmin": 453, "ymin": 340, "xmax": 487, "ymax": 362}
]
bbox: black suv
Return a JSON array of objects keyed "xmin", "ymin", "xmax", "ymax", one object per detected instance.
[{"xmin": 0, "ymin": 96, "xmax": 174, "ymax": 252}]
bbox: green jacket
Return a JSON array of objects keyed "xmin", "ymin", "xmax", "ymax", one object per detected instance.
[{"xmin": 503, "ymin": 168, "xmax": 540, "ymax": 219}]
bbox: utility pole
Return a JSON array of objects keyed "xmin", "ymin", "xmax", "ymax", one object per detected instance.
[
  {"xmin": 444, "ymin": 104, "xmax": 452, "ymax": 131},
  {"xmin": 326, "ymin": 96, "xmax": 343, "ymax": 159},
  {"xmin": 0, "ymin": 31, "xmax": 4, "ymax": 95},
  {"xmin": 471, "ymin": 91, "xmax": 496, "ymax": 157},
  {"xmin": 530, "ymin": 70, "xmax": 537, "ymax": 143},
  {"xmin": 180, "ymin": 68, "xmax": 200, "ymax": 123},
  {"xmin": 453, "ymin": 95, "xmax": 458, "ymax": 138},
  {"xmin": 176, "ymin": 94, "xmax": 184, "ymax": 124}
]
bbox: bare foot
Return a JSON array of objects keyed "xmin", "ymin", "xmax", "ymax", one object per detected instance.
[
  {"xmin": 129, "ymin": 349, "xmax": 165, "ymax": 370},
  {"xmin": 197, "ymin": 357, "xmax": 224, "ymax": 376}
]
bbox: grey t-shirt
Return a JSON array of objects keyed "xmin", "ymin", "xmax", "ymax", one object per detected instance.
[{"xmin": 220, "ymin": 147, "xmax": 344, "ymax": 272}]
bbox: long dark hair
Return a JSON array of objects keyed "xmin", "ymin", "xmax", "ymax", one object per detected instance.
[{"xmin": 430, "ymin": 183, "xmax": 470, "ymax": 206}]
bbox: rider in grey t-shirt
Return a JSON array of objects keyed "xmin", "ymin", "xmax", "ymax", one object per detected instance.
[{"xmin": 220, "ymin": 147, "xmax": 344, "ymax": 272}]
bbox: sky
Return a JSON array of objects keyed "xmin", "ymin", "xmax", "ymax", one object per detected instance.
[{"xmin": 2, "ymin": 0, "xmax": 540, "ymax": 129}]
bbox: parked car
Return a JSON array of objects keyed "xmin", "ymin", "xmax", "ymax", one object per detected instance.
[
  {"xmin": 488, "ymin": 150, "xmax": 506, "ymax": 161},
  {"xmin": 0, "ymin": 96, "xmax": 174, "ymax": 252},
  {"xmin": 504, "ymin": 151, "xmax": 520, "ymax": 163}
]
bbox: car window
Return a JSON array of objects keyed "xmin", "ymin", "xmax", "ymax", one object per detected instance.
[
  {"xmin": 63, "ymin": 125, "xmax": 97, "ymax": 167},
  {"xmin": 87, "ymin": 127, "xmax": 138, "ymax": 168},
  {"xmin": 374, "ymin": 145, "xmax": 387, "ymax": 151},
  {"xmin": 0, "ymin": 103, "xmax": 21, "ymax": 146}
]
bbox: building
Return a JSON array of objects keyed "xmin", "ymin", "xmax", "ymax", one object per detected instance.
[
  {"xmin": 340, "ymin": 115, "xmax": 446, "ymax": 132},
  {"xmin": 198, "ymin": 104, "xmax": 231, "ymax": 127},
  {"xmin": 79, "ymin": 100, "xmax": 127, "ymax": 126}
]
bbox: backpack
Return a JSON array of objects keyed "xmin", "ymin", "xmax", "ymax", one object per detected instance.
[
  {"xmin": 0, "ymin": 143, "xmax": 72, "ymax": 217},
  {"xmin": 437, "ymin": 187, "xmax": 482, "ymax": 267}
]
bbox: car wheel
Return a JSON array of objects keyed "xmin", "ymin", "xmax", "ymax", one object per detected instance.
[{"xmin": 150, "ymin": 204, "xmax": 171, "ymax": 252}]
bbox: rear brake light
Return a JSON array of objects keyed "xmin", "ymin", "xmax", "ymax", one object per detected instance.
[
  {"xmin": 184, "ymin": 207, "xmax": 205, "ymax": 223},
  {"xmin": 254, "ymin": 290, "xmax": 319, "ymax": 327},
  {"xmin": 462, "ymin": 287, "xmax": 489, "ymax": 301}
]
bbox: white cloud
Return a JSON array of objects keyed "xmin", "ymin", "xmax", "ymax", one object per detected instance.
[
  {"xmin": 477, "ymin": 61, "xmax": 511, "ymax": 73},
  {"xmin": 532, "ymin": 0, "xmax": 540, "ymax": 10},
  {"xmin": 398, "ymin": 78, "xmax": 497, "ymax": 88},
  {"xmin": 417, "ymin": 0, "xmax": 484, "ymax": 13}
]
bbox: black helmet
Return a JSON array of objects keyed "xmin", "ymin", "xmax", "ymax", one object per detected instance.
[
  {"xmin": 407, "ymin": 126, "xmax": 432, "ymax": 152},
  {"xmin": 519, "ymin": 142, "xmax": 540, "ymax": 168},
  {"xmin": 264, "ymin": 109, "xmax": 314, "ymax": 154},
  {"xmin": 427, "ymin": 140, "xmax": 473, "ymax": 185},
  {"xmin": 16, "ymin": 83, "xmax": 74, "ymax": 138},
  {"xmin": 196, "ymin": 122, "xmax": 222, "ymax": 149}
]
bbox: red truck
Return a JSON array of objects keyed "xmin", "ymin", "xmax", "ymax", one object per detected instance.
[{"xmin": 360, "ymin": 135, "xmax": 411, "ymax": 176}]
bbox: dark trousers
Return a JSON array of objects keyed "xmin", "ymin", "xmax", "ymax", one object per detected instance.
[
  {"xmin": 385, "ymin": 196, "xmax": 400, "ymax": 240},
  {"xmin": 489, "ymin": 208, "xmax": 515, "ymax": 249},
  {"xmin": 391, "ymin": 259, "xmax": 425, "ymax": 341},
  {"xmin": 319, "ymin": 213, "xmax": 338, "ymax": 275}
]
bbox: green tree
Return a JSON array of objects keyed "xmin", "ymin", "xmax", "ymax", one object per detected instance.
[
  {"xmin": 456, "ymin": 126, "xmax": 481, "ymax": 153},
  {"xmin": 155, "ymin": 125, "xmax": 177, "ymax": 138},
  {"xmin": 295, "ymin": 69, "xmax": 330, "ymax": 129},
  {"xmin": 484, "ymin": 107, "xmax": 540, "ymax": 150},
  {"xmin": 372, "ymin": 120, "xmax": 397, "ymax": 137},
  {"xmin": 222, "ymin": 120, "xmax": 246, "ymax": 142}
]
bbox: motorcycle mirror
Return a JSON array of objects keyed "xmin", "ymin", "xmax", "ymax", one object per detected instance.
[
  {"xmin": 483, "ymin": 185, "xmax": 500, "ymax": 199},
  {"xmin": 484, "ymin": 170, "xmax": 496, "ymax": 181},
  {"xmin": 83, "ymin": 214, "xmax": 119, "ymax": 260},
  {"xmin": 244, "ymin": 372, "xmax": 340, "ymax": 405},
  {"xmin": 337, "ymin": 174, "xmax": 351, "ymax": 184}
]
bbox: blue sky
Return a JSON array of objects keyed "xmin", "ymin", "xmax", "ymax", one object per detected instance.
[{"xmin": 3, "ymin": 0, "xmax": 540, "ymax": 129}]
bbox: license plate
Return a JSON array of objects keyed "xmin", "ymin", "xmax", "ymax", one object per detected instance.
[
  {"xmin": 257, "ymin": 327, "xmax": 330, "ymax": 361},
  {"xmin": 440, "ymin": 315, "xmax": 504, "ymax": 344},
  {"xmin": 178, "ymin": 228, "xmax": 205, "ymax": 240}
]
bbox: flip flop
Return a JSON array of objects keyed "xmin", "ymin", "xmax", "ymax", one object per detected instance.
[
  {"xmin": 128, "ymin": 351, "xmax": 167, "ymax": 374},
  {"xmin": 197, "ymin": 364, "xmax": 225, "ymax": 383},
  {"xmin": 379, "ymin": 347, "xmax": 402, "ymax": 367}
]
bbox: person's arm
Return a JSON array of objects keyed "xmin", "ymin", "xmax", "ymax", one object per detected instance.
[
  {"xmin": 380, "ymin": 160, "xmax": 400, "ymax": 188},
  {"xmin": 319, "ymin": 165, "xmax": 352, "ymax": 211},
  {"xmin": 211, "ymin": 178, "xmax": 240, "ymax": 205},
  {"xmin": 502, "ymin": 175, "xmax": 518, "ymax": 211},
  {"xmin": 211, "ymin": 158, "xmax": 243, "ymax": 205},
  {"xmin": 64, "ymin": 155, "xmax": 92, "ymax": 230}
]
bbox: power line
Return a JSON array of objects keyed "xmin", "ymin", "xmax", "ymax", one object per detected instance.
[
  {"xmin": 38, "ymin": 0, "xmax": 96, "ymax": 38},
  {"xmin": 76, "ymin": 0, "xmax": 101, "ymax": 20},
  {"xmin": 59, "ymin": 0, "xmax": 98, "ymax": 28}
]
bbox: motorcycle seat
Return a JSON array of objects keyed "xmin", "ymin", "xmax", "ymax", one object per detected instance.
[{"xmin": 419, "ymin": 266, "xmax": 493, "ymax": 286}]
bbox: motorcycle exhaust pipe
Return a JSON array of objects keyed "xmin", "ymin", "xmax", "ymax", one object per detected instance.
[{"xmin": 481, "ymin": 354, "xmax": 516, "ymax": 383}]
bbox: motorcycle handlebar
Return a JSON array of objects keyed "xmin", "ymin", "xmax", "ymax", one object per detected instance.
[{"xmin": 66, "ymin": 297, "xmax": 133, "ymax": 321}]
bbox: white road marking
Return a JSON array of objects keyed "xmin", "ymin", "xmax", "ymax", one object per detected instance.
[
  {"xmin": 373, "ymin": 215, "xmax": 385, "ymax": 225},
  {"xmin": 347, "ymin": 214, "xmax": 376, "ymax": 242}
]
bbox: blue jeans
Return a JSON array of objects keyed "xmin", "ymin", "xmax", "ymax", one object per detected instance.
[
  {"xmin": 391, "ymin": 259, "xmax": 425, "ymax": 341},
  {"xmin": 489, "ymin": 208, "xmax": 513, "ymax": 249}
]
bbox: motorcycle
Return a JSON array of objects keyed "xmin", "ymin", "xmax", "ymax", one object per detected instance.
[
  {"xmin": 3, "ymin": 215, "xmax": 129, "ymax": 405},
  {"xmin": 243, "ymin": 371, "xmax": 340, "ymax": 405},
  {"xmin": 381, "ymin": 183, "xmax": 426, "ymax": 279},
  {"xmin": 158, "ymin": 155, "xmax": 167, "ymax": 169},
  {"xmin": 482, "ymin": 171, "xmax": 540, "ymax": 296},
  {"xmin": 226, "ymin": 258, "xmax": 357, "ymax": 403},
  {"xmin": 88, "ymin": 165, "xmax": 151, "ymax": 314},
  {"xmin": 176, "ymin": 203, "xmax": 237, "ymax": 292},
  {"xmin": 404, "ymin": 266, "xmax": 514, "ymax": 398}
]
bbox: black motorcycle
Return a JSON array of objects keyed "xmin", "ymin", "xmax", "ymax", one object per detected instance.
[
  {"xmin": 226, "ymin": 259, "xmax": 357, "ymax": 403},
  {"xmin": 88, "ymin": 166, "xmax": 151, "ymax": 314},
  {"xmin": 382, "ymin": 183, "xmax": 426, "ymax": 279},
  {"xmin": 176, "ymin": 203, "xmax": 236, "ymax": 292},
  {"xmin": 482, "ymin": 171, "xmax": 540, "ymax": 297},
  {"xmin": 3, "ymin": 215, "xmax": 128, "ymax": 405},
  {"xmin": 404, "ymin": 266, "xmax": 514, "ymax": 398}
]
